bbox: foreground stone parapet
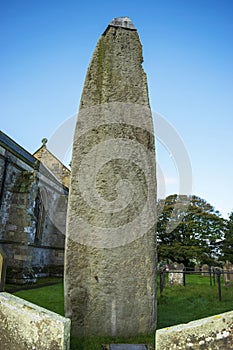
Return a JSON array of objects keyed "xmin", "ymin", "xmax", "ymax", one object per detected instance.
[
  {"xmin": 156, "ymin": 310, "xmax": 233, "ymax": 349},
  {"xmin": 0, "ymin": 292, "xmax": 70, "ymax": 350}
]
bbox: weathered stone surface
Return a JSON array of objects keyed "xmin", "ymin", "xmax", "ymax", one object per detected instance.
[
  {"xmin": 0, "ymin": 131, "xmax": 68, "ymax": 283},
  {"xmin": 155, "ymin": 311, "xmax": 233, "ymax": 350},
  {"xmin": 168, "ymin": 262, "xmax": 184, "ymax": 286},
  {"xmin": 34, "ymin": 141, "xmax": 71, "ymax": 188},
  {"xmin": 80, "ymin": 20, "xmax": 149, "ymax": 107},
  {"xmin": 65, "ymin": 17, "xmax": 157, "ymax": 336},
  {"xmin": 0, "ymin": 292, "xmax": 70, "ymax": 350}
]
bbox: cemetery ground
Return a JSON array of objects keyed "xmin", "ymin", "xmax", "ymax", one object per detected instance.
[{"xmin": 5, "ymin": 274, "xmax": 233, "ymax": 350}]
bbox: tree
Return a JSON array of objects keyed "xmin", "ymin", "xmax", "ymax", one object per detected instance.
[
  {"xmin": 222, "ymin": 212, "xmax": 233, "ymax": 263},
  {"xmin": 157, "ymin": 194, "xmax": 226, "ymax": 266}
]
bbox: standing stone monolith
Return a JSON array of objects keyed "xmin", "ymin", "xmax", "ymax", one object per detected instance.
[{"xmin": 64, "ymin": 16, "xmax": 157, "ymax": 337}]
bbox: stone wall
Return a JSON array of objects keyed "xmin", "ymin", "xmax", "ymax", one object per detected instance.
[
  {"xmin": 0, "ymin": 131, "xmax": 69, "ymax": 283},
  {"xmin": 0, "ymin": 292, "xmax": 70, "ymax": 350},
  {"xmin": 156, "ymin": 311, "xmax": 233, "ymax": 349}
]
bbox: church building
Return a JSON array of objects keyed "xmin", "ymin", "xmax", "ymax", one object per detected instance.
[{"xmin": 0, "ymin": 130, "xmax": 70, "ymax": 284}]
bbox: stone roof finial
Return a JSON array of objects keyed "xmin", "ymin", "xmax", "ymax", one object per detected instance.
[{"xmin": 41, "ymin": 138, "xmax": 48, "ymax": 146}]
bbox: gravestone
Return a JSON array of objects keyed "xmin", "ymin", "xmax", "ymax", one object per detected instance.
[
  {"xmin": 0, "ymin": 245, "xmax": 7, "ymax": 292},
  {"xmin": 201, "ymin": 264, "xmax": 209, "ymax": 276},
  {"xmin": 194, "ymin": 264, "xmax": 200, "ymax": 273},
  {"xmin": 168, "ymin": 262, "xmax": 184, "ymax": 286},
  {"xmin": 223, "ymin": 261, "xmax": 233, "ymax": 284},
  {"xmin": 64, "ymin": 17, "xmax": 157, "ymax": 337}
]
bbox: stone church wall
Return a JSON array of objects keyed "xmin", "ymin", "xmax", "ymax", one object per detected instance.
[{"xmin": 0, "ymin": 131, "xmax": 69, "ymax": 283}]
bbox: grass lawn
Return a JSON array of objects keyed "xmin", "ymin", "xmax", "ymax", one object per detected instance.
[
  {"xmin": 13, "ymin": 274, "xmax": 233, "ymax": 349},
  {"xmin": 157, "ymin": 273, "xmax": 233, "ymax": 329},
  {"xmin": 14, "ymin": 283, "xmax": 65, "ymax": 316}
]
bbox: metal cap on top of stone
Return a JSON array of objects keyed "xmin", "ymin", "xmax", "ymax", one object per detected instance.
[
  {"xmin": 64, "ymin": 17, "xmax": 157, "ymax": 337},
  {"xmin": 109, "ymin": 16, "xmax": 136, "ymax": 30}
]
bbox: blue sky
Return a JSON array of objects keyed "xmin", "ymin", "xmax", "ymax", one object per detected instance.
[{"xmin": 1, "ymin": 1, "xmax": 232, "ymax": 218}]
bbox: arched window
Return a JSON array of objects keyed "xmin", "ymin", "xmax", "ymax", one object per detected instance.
[{"xmin": 34, "ymin": 188, "xmax": 47, "ymax": 244}]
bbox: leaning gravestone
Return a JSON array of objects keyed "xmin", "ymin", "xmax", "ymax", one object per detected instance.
[
  {"xmin": 168, "ymin": 262, "xmax": 184, "ymax": 286},
  {"xmin": 64, "ymin": 17, "xmax": 157, "ymax": 336},
  {"xmin": 0, "ymin": 245, "xmax": 7, "ymax": 292}
]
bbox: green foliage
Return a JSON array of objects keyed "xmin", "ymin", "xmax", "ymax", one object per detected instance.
[
  {"xmin": 222, "ymin": 211, "xmax": 233, "ymax": 262},
  {"xmin": 157, "ymin": 194, "xmax": 226, "ymax": 265}
]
